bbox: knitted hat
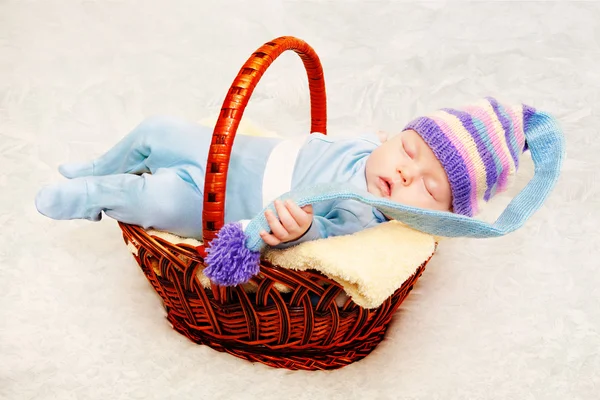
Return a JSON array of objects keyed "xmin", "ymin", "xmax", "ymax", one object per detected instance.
[{"xmin": 404, "ymin": 97, "xmax": 534, "ymax": 217}]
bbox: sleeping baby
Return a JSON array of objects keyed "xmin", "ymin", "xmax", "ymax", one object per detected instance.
[{"xmin": 36, "ymin": 97, "xmax": 532, "ymax": 247}]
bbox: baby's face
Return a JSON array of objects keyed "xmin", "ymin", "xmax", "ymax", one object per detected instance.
[{"xmin": 366, "ymin": 130, "xmax": 452, "ymax": 212}]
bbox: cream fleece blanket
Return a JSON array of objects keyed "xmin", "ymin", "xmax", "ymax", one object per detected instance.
[{"xmin": 132, "ymin": 119, "xmax": 438, "ymax": 308}]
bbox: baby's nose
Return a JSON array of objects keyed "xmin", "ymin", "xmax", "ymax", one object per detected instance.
[{"xmin": 395, "ymin": 169, "xmax": 413, "ymax": 186}]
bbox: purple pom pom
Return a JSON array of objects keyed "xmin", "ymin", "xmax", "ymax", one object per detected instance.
[{"xmin": 204, "ymin": 222, "xmax": 261, "ymax": 286}]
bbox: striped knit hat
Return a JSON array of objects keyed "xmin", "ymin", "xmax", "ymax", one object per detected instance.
[{"xmin": 404, "ymin": 97, "xmax": 533, "ymax": 217}]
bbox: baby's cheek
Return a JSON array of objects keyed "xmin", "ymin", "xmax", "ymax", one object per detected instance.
[
  {"xmin": 393, "ymin": 187, "xmax": 434, "ymax": 209},
  {"xmin": 365, "ymin": 174, "xmax": 379, "ymax": 195}
]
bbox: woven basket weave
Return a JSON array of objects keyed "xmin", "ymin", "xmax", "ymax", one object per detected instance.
[{"xmin": 119, "ymin": 36, "xmax": 432, "ymax": 371}]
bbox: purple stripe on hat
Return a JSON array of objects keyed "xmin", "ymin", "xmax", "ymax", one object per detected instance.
[
  {"xmin": 522, "ymin": 104, "xmax": 536, "ymax": 152},
  {"xmin": 404, "ymin": 116, "xmax": 473, "ymax": 216},
  {"xmin": 442, "ymin": 108, "xmax": 499, "ymax": 202},
  {"xmin": 486, "ymin": 97, "xmax": 520, "ymax": 169}
]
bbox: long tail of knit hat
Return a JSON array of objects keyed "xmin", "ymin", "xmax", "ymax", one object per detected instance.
[{"xmin": 404, "ymin": 97, "xmax": 532, "ymax": 216}]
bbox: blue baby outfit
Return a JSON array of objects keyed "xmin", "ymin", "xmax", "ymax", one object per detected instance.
[{"xmin": 223, "ymin": 131, "xmax": 387, "ymax": 247}]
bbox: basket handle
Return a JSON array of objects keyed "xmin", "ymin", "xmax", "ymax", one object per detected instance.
[{"xmin": 201, "ymin": 36, "xmax": 327, "ymax": 244}]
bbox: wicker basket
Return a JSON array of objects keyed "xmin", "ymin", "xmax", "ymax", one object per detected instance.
[{"xmin": 119, "ymin": 36, "xmax": 433, "ymax": 371}]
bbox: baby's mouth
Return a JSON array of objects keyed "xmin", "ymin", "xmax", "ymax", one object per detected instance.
[{"xmin": 378, "ymin": 177, "xmax": 392, "ymax": 197}]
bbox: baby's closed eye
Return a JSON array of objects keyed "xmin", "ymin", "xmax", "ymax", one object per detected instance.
[{"xmin": 401, "ymin": 138, "xmax": 416, "ymax": 159}]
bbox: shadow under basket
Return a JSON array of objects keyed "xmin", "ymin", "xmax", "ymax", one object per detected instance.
[{"xmin": 118, "ymin": 36, "xmax": 433, "ymax": 371}]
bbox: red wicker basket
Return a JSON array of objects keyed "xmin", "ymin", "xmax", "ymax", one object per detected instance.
[{"xmin": 119, "ymin": 36, "xmax": 433, "ymax": 371}]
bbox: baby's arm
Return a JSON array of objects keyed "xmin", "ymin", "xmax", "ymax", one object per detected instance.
[{"xmin": 265, "ymin": 199, "xmax": 382, "ymax": 249}]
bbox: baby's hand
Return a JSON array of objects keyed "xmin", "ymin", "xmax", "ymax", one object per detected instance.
[{"xmin": 260, "ymin": 200, "xmax": 314, "ymax": 246}]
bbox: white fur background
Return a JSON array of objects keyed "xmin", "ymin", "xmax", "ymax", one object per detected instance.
[{"xmin": 2, "ymin": 1, "xmax": 599, "ymax": 399}]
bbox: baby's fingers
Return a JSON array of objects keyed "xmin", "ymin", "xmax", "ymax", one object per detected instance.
[
  {"xmin": 260, "ymin": 230, "xmax": 281, "ymax": 246},
  {"xmin": 264, "ymin": 209, "xmax": 289, "ymax": 240},
  {"xmin": 274, "ymin": 200, "xmax": 299, "ymax": 232},
  {"xmin": 286, "ymin": 201, "xmax": 313, "ymax": 226}
]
